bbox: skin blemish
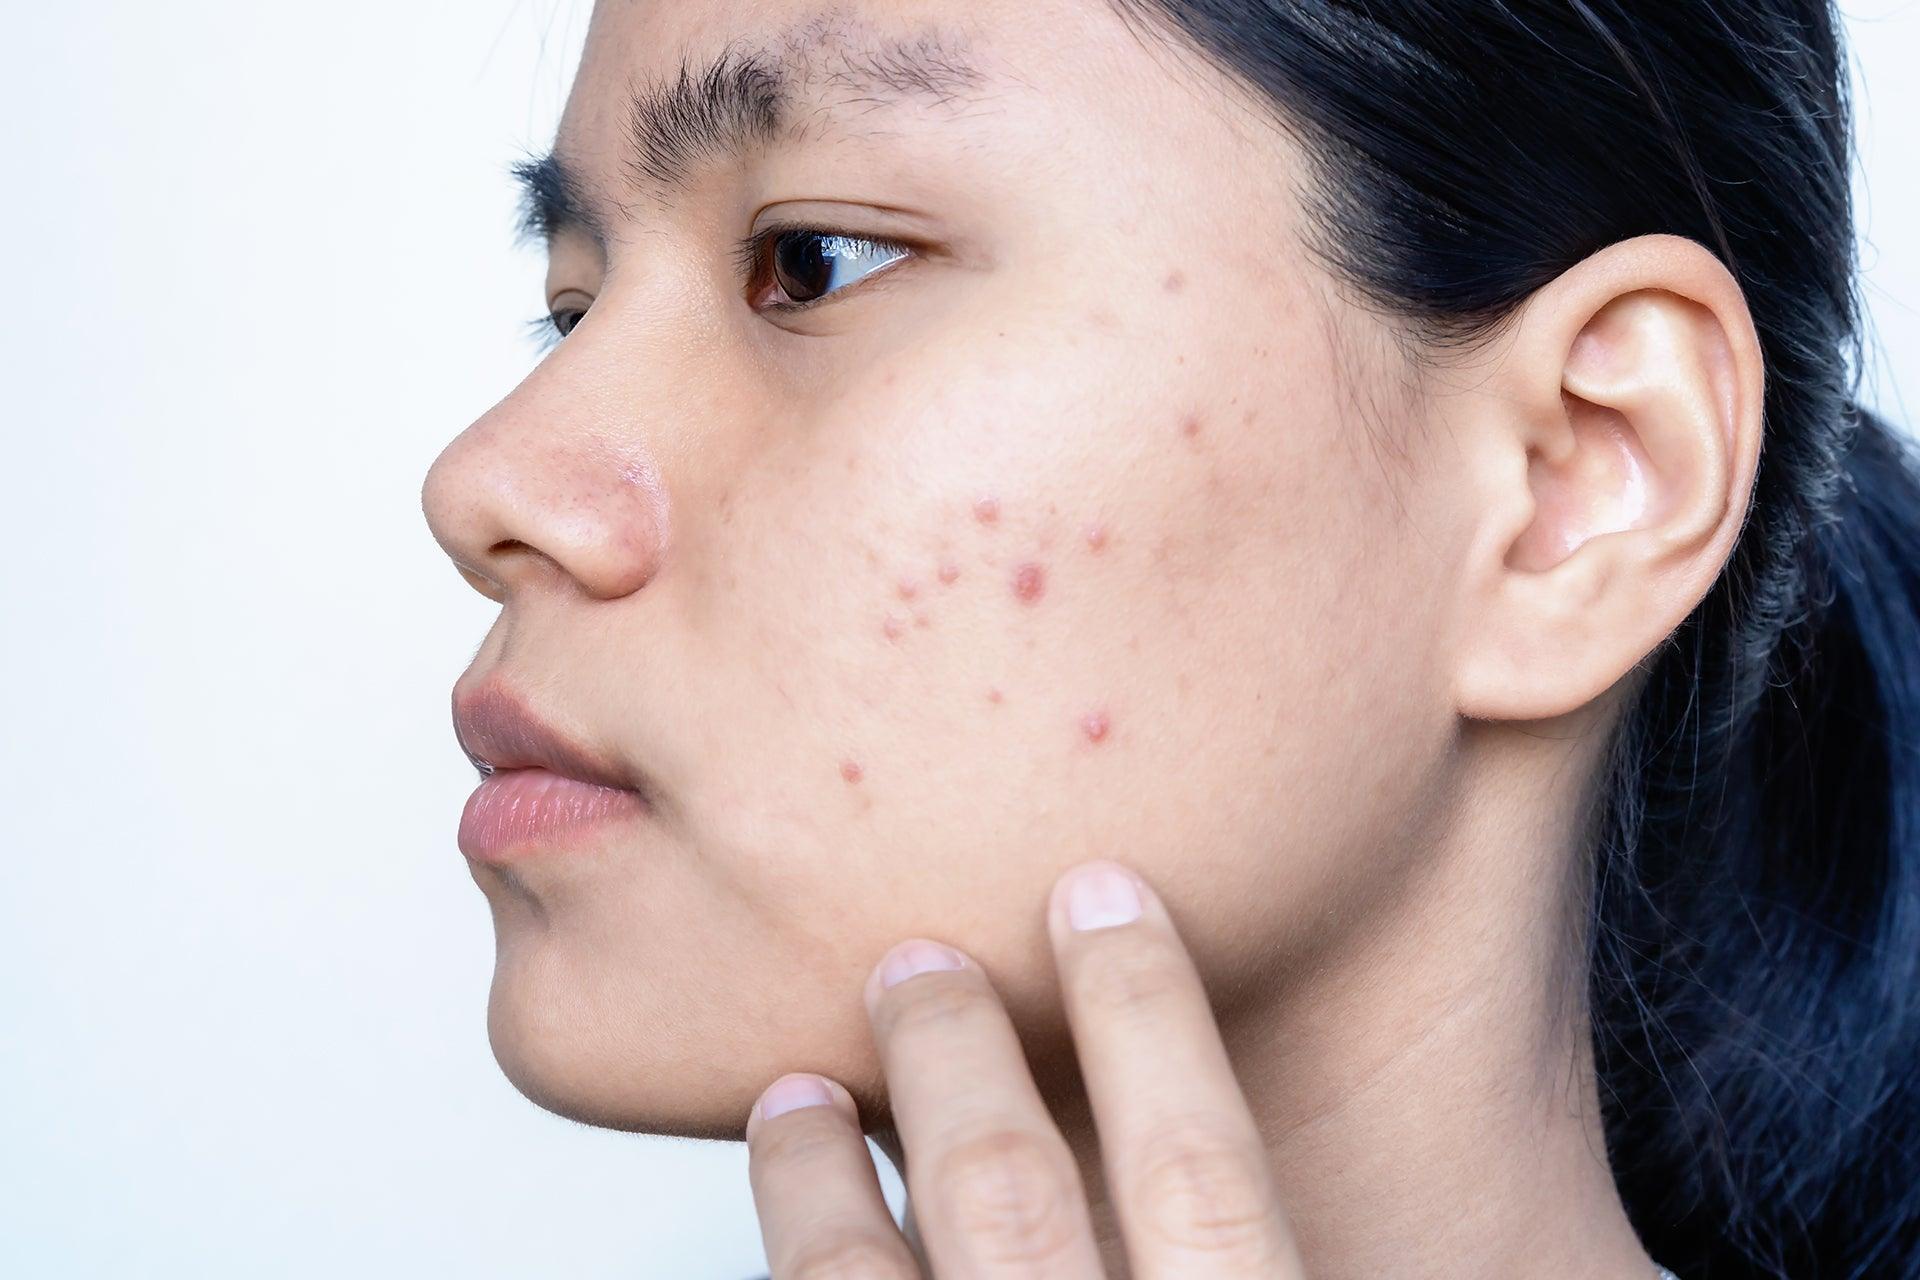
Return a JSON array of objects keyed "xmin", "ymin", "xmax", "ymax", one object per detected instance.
[
  {"xmin": 1012, "ymin": 561, "xmax": 1047, "ymax": 604},
  {"xmin": 973, "ymin": 496, "xmax": 1001, "ymax": 524},
  {"xmin": 897, "ymin": 577, "xmax": 920, "ymax": 600},
  {"xmin": 937, "ymin": 559, "xmax": 960, "ymax": 585},
  {"xmin": 840, "ymin": 760, "xmax": 864, "ymax": 784},
  {"xmin": 914, "ymin": 612, "xmax": 930, "ymax": 629},
  {"xmin": 1081, "ymin": 710, "xmax": 1111, "ymax": 744},
  {"xmin": 882, "ymin": 613, "xmax": 906, "ymax": 641},
  {"xmin": 1181, "ymin": 412, "xmax": 1203, "ymax": 439},
  {"xmin": 1083, "ymin": 523, "xmax": 1108, "ymax": 552},
  {"xmin": 1162, "ymin": 270, "xmax": 1186, "ymax": 293},
  {"xmin": 986, "ymin": 686, "xmax": 1004, "ymax": 704}
]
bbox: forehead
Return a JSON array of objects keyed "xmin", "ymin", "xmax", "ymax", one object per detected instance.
[
  {"xmin": 550, "ymin": 0, "xmax": 1191, "ymax": 196},
  {"xmin": 567, "ymin": 4, "xmax": 997, "ymax": 136}
]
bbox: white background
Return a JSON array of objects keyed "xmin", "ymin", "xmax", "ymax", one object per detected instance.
[{"xmin": 1, "ymin": 3, "xmax": 1913, "ymax": 1276}]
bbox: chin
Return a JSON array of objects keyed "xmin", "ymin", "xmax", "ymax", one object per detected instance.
[
  {"xmin": 480, "ymin": 933, "xmax": 749, "ymax": 1141},
  {"xmin": 477, "ymin": 907, "xmax": 889, "ymax": 1143}
]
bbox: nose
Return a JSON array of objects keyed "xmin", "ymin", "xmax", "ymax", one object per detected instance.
[{"xmin": 421, "ymin": 341, "xmax": 672, "ymax": 604}]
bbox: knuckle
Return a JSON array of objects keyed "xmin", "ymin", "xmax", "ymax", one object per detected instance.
[
  {"xmin": 785, "ymin": 1232, "xmax": 919, "ymax": 1280},
  {"xmin": 926, "ymin": 1127, "xmax": 1083, "ymax": 1264},
  {"xmin": 1071, "ymin": 943, "xmax": 1191, "ymax": 1018},
  {"xmin": 1126, "ymin": 1120, "xmax": 1281, "ymax": 1263}
]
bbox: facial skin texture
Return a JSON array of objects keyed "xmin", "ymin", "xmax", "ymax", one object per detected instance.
[{"xmin": 422, "ymin": 1, "xmax": 1764, "ymax": 1275}]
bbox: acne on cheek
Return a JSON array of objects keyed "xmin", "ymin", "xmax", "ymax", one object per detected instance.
[
  {"xmin": 839, "ymin": 391, "xmax": 1239, "ymax": 788},
  {"xmin": 1011, "ymin": 561, "xmax": 1046, "ymax": 604},
  {"xmin": 845, "ymin": 491, "xmax": 1124, "ymax": 785}
]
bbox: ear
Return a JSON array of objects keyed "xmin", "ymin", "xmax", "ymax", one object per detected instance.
[{"xmin": 1449, "ymin": 233, "xmax": 1766, "ymax": 723}]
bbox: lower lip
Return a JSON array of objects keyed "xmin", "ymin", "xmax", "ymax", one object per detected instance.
[{"xmin": 458, "ymin": 768, "xmax": 651, "ymax": 864}]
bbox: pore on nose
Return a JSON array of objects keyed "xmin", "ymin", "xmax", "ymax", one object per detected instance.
[{"xmin": 421, "ymin": 409, "xmax": 671, "ymax": 603}]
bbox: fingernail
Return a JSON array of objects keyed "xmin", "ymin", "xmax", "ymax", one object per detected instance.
[
  {"xmin": 756, "ymin": 1073, "xmax": 835, "ymax": 1123},
  {"xmin": 1064, "ymin": 862, "xmax": 1143, "ymax": 931},
  {"xmin": 879, "ymin": 939, "xmax": 968, "ymax": 989}
]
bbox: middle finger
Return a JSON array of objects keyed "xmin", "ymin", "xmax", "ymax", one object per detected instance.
[{"xmin": 864, "ymin": 938, "xmax": 1107, "ymax": 1278}]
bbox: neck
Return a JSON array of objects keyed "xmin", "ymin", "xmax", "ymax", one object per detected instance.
[{"xmin": 873, "ymin": 718, "xmax": 1660, "ymax": 1279}]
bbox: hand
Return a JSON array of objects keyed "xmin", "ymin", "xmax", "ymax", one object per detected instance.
[{"xmin": 743, "ymin": 858, "xmax": 1305, "ymax": 1278}]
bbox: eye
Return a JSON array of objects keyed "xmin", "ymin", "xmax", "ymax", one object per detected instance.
[
  {"xmin": 526, "ymin": 295, "xmax": 593, "ymax": 353},
  {"xmin": 739, "ymin": 226, "xmax": 912, "ymax": 311}
]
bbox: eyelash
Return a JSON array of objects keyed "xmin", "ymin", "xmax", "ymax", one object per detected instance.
[{"xmin": 528, "ymin": 223, "xmax": 914, "ymax": 352}]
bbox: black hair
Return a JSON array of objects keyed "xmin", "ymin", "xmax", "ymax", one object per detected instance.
[{"xmin": 1108, "ymin": 1, "xmax": 1920, "ymax": 1275}]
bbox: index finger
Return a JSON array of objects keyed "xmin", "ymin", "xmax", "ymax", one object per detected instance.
[{"xmin": 1048, "ymin": 859, "xmax": 1306, "ymax": 1278}]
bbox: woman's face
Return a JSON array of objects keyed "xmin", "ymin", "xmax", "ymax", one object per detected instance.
[{"xmin": 423, "ymin": 0, "xmax": 1465, "ymax": 1134}]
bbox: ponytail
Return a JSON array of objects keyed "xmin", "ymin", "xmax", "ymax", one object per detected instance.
[{"xmin": 1592, "ymin": 406, "xmax": 1920, "ymax": 1277}]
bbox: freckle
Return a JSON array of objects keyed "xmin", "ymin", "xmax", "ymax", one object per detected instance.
[
  {"xmin": 882, "ymin": 614, "xmax": 906, "ymax": 641},
  {"xmin": 937, "ymin": 559, "xmax": 960, "ymax": 584},
  {"xmin": 987, "ymin": 687, "xmax": 1004, "ymax": 704},
  {"xmin": 1012, "ymin": 561, "xmax": 1046, "ymax": 604},
  {"xmin": 897, "ymin": 577, "xmax": 920, "ymax": 600},
  {"xmin": 840, "ymin": 760, "xmax": 864, "ymax": 784},
  {"xmin": 973, "ymin": 496, "xmax": 1001, "ymax": 524},
  {"xmin": 1081, "ymin": 711, "xmax": 1111, "ymax": 744},
  {"xmin": 1162, "ymin": 270, "xmax": 1185, "ymax": 293},
  {"xmin": 1083, "ymin": 523, "xmax": 1108, "ymax": 552}
]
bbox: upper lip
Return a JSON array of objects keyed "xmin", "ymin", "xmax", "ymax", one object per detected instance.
[{"xmin": 452, "ymin": 678, "xmax": 640, "ymax": 794}]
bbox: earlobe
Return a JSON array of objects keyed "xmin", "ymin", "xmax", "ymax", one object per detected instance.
[{"xmin": 1451, "ymin": 234, "xmax": 1765, "ymax": 724}]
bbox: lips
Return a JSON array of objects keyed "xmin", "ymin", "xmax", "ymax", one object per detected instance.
[{"xmin": 452, "ymin": 680, "xmax": 651, "ymax": 863}]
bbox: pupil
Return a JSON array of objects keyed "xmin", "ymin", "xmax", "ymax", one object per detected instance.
[{"xmin": 772, "ymin": 232, "xmax": 834, "ymax": 302}]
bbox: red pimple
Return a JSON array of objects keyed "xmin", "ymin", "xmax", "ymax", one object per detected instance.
[
  {"xmin": 937, "ymin": 559, "xmax": 960, "ymax": 585},
  {"xmin": 882, "ymin": 614, "xmax": 906, "ymax": 641},
  {"xmin": 840, "ymin": 760, "xmax": 864, "ymax": 784},
  {"xmin": 1181, "ymin": 412, "xmax": 1203, "ymax": 439},
  {"xmin": 1012, "ymin": 561, "xmax": 1047, "ymax": 604},
  {"xmin": 1082, "ymin": 711, "xmax": 1111, "ymax": 744},
  {"xmin": 973, "ymin": 496, "xmax": 1001, "ymax": 524},
  {"xmin": 987, "ymin": 687, "xmax": 1004, "ymax": 704},
  {"xmin": 1083, "ymin": 523, "xmax": 1108, "ymax": 552},
  {"xmin": 897, "ymin": 577, "xmax": 920, "ymax": 600}
]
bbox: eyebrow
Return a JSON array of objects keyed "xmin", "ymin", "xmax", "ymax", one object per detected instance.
[{"xmin": 513, "ymin": 17, "xmax": 993, "ymax": 248}]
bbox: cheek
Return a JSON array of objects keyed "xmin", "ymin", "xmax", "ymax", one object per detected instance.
[
  {"xmin": 650, "ymin": 334, "xmax": 1448, "ymax": 1058},
  {"xmin": 717, "ymin": 345, "xmax": 1386, "ymax": 792}
]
